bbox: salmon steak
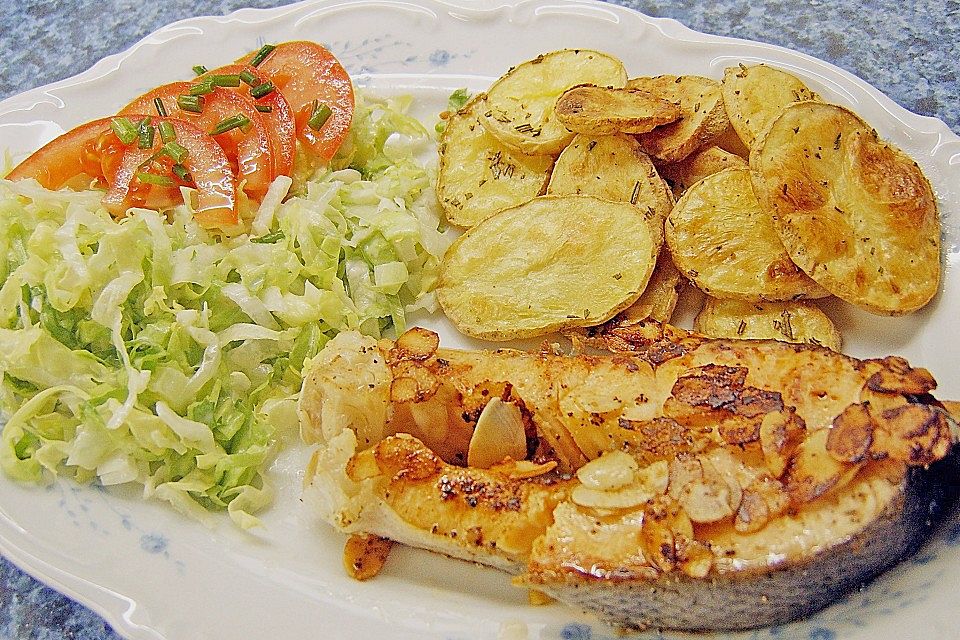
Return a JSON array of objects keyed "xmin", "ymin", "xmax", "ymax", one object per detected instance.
[{"xmin": 298, "ymin": 320, "xmax": 958, "ymax": 631}]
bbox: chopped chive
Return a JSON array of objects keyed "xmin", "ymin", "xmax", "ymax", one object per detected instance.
[
  {"xmin": 153, "ymin": 97, "xmax": 168, "ymax": 117},
  {"xmin": 250, "ymin": 230, "xmax": 285, "ymax": 244},
  {"xmin": 255, "ymin": 104, "xmax": 273, "ymax": 113},
  {"xmin": 240, "ymin": 69, "xmax": 259, "ymax": 86},
  {"xmin": 192, "ymin": 65, "xmax": 208, "ymax": 76},
  {"xmin": 172, "ymin": 164, "xmax": 192, "ymax": 182},
  {"xmin": 210, "ymin": 114, "xmax": 251, "ymax": 135},
  {"xmin": 189, "ymin": 79, "xmax": 215, "ymax": 96},
  {"xmin": 161, "ymin": 141, "xmax": 189, "ymax": 164},
  {"xmin": 177, "ymin": 94, "xmax": 204, "ymax": 113},
  {"xmin": 212, "ymin": 74, "xmax": 241, "ymax": 87},
  {"xmin": 136, "ymin": 172, "xmax": 175, "ymax": 187},
  {"xmin": 110, "ymin": 117, "xmax": 138, "ymax": 145},
  {"xmin": 158, "ymin": 121, "xmax": 177, "ymax": 143},
  {"xmin": 250, "ymin": 81, "xmax": 275, "ymax": 99},
  {"xmin": 307, "ymin": 100, "xmax": 332, "ymax": 131},
  {"xmin": 250, "ymin": 44, "xmax": 276, "ymax": 67},
  {"xmin": 137, "ymin": 119, "xmax": 155, "ymax": 149}
]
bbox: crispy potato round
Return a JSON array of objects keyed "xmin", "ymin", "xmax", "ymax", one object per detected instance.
[
  {"xmin": 547, "ymin": 134, "xmax": 673, "ymax": 245},
  {"xmin": 721, "ymin": 64, "xmax": 818, "ymax": 148},
  {"xmin": 694, "ymin": 298, "xmax": 842, "ymax": 351},
  {"xmin": 480, "ymin": 50, "xmax": 627, "ymax": 156},
  {"xmin": 666, "ymin": 167, "xmax": 827, "ymax": 301},
  {"xmin": 438, "ymin": 94, "xmax": 554, "ymax": 228},
  {"xmin": 713, "ymin": 124, "xmax": 751, "ymax": 158},
  {"xmin": 437, "ymin": 195, "xmax": 657, "ymax": 340},
  {"xmin": 657, "ymin": 145, "xmax": 748, "ymax": 196},
  {"xmin": 619, "ymin": 254, "xmax": 685, "ymax": 324},
  {"xmin": 555, "ymin": 85, "xmax": 680, "ymax": 135},
  {"xmin": 627, "ymin": 75, "xmax": 730, "ymax": 163},
  {"xmin": 751, "ymin": 102, "xmax": 940, "ymax": 315}
]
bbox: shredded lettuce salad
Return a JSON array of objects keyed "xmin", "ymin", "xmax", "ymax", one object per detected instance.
[{"xmin": 0, "ymin": 92, "xmax": 453, "ymax": 527}]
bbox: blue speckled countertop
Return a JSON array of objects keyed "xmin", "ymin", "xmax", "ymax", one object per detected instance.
[{"xmin": 0, "ymin": 1, "xmax": 957, "ymax": 639}]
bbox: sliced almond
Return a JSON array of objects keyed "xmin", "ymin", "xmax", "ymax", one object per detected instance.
[
  {"xmin": 467, "ymin": 398, "xmax": 527, "ymax": 468},
  {"xmin": 871, "ymin": 403, "xmax": 952, "ymax": 466},
  {"xmin": 343, "ymin": 534, "xmax": 394, "ymax": 581},
  {"xmin": 734, "ymin": 488, "xmax": 769, "ymax": 533},
  {"xmin": 640, "ymin": 511, "xmax": 676, "ymax": 572},
  {"xmin": 392, "ymin": 327, "xmax": 440, "ymax": 361},
  {"xmin": 866, "ymin": 357, "xmax": 937, "ymax": 395},
  {"xmin": 785, "ymin": 428, "xmax": 860, "ymax": 505},
  {"xmin": 760, "ymin": 409, "xmax": 804, "ymax": 477},
  {"xmin": 576, "ymin": 450, "xmax": 638, "ymax": 490},
  {"xmin": 677, "ymin": 459, "xmax": 739, "ymax": 523},
  {"xmin": 390, "ymin": 361, "xmax": 440, "ymax": 403},
  {"xmin": 390, "ymin": 376, "xmax": 420, "ymax": 403},
  {"xmin": 942, "ymin": 400, "xmax": 960, "ymax": 423},
  {"xmin": 571, "ymin": 484, "xmax": 655, "ymax": 510},
  {"xmin": 636, "ymin": 460, "xmax": 670, "ymax": 495},
  {"xmin": 490, "ymin": 459, "xmax": 558, "ymax": 480},
  {"xmin": 826, "ymin": 403, "xmax": 874, "ymax": 463},
  {"xmin": 676, "ymin": 536, "xmax": 714, "ymax": 578},
  {"xmin": 667, "ymin": 457, "xmax": 703, "ymax": 500}
]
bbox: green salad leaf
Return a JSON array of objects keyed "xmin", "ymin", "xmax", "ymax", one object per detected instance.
[{"xmin": 0, "ymin": 91, "xmax": 453, "ymax": 527}]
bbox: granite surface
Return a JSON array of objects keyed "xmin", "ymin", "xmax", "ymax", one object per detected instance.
[{"xmin": 0, "ymin": 1, "xmax": 957, "ymax": 639}]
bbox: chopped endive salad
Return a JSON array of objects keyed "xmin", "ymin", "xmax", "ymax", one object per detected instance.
[{"xmin": 0, "ymin": 92, "xmax": 453, "ymax": 527}]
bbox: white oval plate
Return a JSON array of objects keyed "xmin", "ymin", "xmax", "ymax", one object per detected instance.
[{"xmin": 1, "ymin": 1, "xmax": 959, "ymax": 639}]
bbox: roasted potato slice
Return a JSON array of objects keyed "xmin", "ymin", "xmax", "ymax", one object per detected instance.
[
  {"xmin": 713, "ymin": 124, "xmax": 751, "ymax": 158},
  {"xmin": 665, "ymin": 167, "xmax": 827, "ymax": 301},
  {"xmin": 619, "ymin": 254, "xmax": 685, "ymax": 323},
  {"xmin": 751, "ymin": 102, "xmax": 940, "ymax": 315},
  {"xmin": 721, "ymin": 64, "xmax": 818, "ymax": 149},
  {"xmin": 627, "ymin": 75, "xmax": 730, "ymax": 163},
  {"xmin": 480, "ymin": 50, "xmax": 627, "ymax": 156},
  {"xmin": 546, "ymin": 133, "xmax": 673, "ymax": 244},
  {"xmin": 437, "ymin": 195, "xmax": 657, "ymax": 340},
  {"xmin": 437, "ymin": 94, "xmax": 554, "ymax": 228},
  {"xmin": 554, "ymin": 85, "xmax": 680, "ymax": 135},
  {"xmin": 694, "ymin": 298, "xmax": 842, "ymax": 351},
  {"xmin": 657, "ymin": 145, "xmax": 748, "ymax": 196}
]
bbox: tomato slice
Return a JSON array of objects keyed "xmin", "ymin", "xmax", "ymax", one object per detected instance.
[
  {"xmin": 6, "ymin": 117, "xmax": 125, "ymax": 188},
  {"xmin": 102, "ymin": 116, "xmax": 237, "ymax": 228},
  {"xmin": 121, "ymin": 83, "xmax": 274, "ymax": 200},
  {"xmin": 199, "ymin": 64, "xmax": 296, "ymax": 178},
  {"xmin": 246, "ymin": 41, "xmax": 355, "ymax": 162}
]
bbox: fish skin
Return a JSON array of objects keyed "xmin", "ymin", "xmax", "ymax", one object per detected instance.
[{"xmin": 299, "ymin": 322, "xmax": 957, "ymax": 631}]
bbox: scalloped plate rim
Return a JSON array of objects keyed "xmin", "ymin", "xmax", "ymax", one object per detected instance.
[{"xmin": 0, "ymin": 2, "xmax": 958, "ymax": 640}]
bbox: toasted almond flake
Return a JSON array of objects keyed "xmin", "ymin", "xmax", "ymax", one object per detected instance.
[
  {"xmin": 392, "ymin": 327, "xmax": 440, "ymax": 361},
  {"xmin": 734, "ymin": 488, "xmax": 770, "ymax": 533},
  {"xmin": 571, "ymin": 484, "xmax": 655, "ymax": 510},
  {"xmin": 576, "ymin": 450, "xmax": 638, "ymax": 490},
  {"xmin": 636, "ymin": 460, "xmax": 670, "ymax": 495},
  {"xmin": 390, "ymin": 376, "xmax": 419, "ymax": 403},
  {"xmin": 343, "ymin": 534, "xmax": 394, "ymax": 581},
  {"xmin": 467, "ymin": 398, "xmax": 527, "ymax": 468},
  {"xmin": 491, "ymin": 459, "xmax": 558, "ymax": 479},
  {"xmin": 871, "ymin": 403, "xmax": 952, "ymax": 466},
  {"xmin": 678, "ymin": 459, "xmax": 739, "ymax": 523},
  {"xmin": 827, "ymin": 403, "xmax": 874, "ymax": 463},
  {"xmin": 640, "ymin": 513, "xmax": 676, "ymax": 572},
  {"xmin": 677, "ymin": 536, "xmax": 714, "ymax": 578}
]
